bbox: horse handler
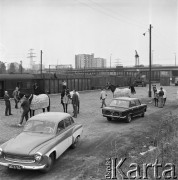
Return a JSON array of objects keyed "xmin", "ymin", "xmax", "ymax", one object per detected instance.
[{"xmin": 18, "ymin": 95, "xmax": 30, "ymax": 127}]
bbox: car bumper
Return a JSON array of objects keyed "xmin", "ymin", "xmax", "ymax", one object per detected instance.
[
  {"xmin": 0, "ymin": 157, "xmax": 47, "ymax": 170},
  {"xmin": 103, "ymin": 114, "xmax": 126, "ymax": 119}
]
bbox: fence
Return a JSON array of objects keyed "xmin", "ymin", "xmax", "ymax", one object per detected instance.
[{"xmin": 36, "ymin": 75, "xmax": 134, "ymax": 94}]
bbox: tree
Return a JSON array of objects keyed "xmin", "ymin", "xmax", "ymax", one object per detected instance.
[
  {"xmin": 8, "ymin": 63, "xmax": 16, "ymax": 73},
  {"xmin": 0, "ymin": 61, "xmax": 6, "ymax": 73}
]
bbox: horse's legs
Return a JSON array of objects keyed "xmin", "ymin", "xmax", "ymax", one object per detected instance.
[
  {"xmin": 47, "ymin": 106, "xmax": 50, "ymax": 112},
  {"xmin": 33, "ymin": 110, "xmax": 35, "ymax": 116},
  {"xmin": 42, "ymin": 108, "xmax": 45, "ymax": 112},
  {"xmin": 30, "ymin": 110, "xmax": 32, "ymax": 117},
  {"xmin": 78, "ymin": 101, "xmax": 80, "ymax": 113}
]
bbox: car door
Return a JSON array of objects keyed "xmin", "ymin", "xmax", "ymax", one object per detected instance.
[
  {"xmin": 129, "ymin": 100, "xmax": 138, "ymax": 116},
  {"xmin": 64, "ymin": 117, "xmax": 73, "ymax": 146},
  {"xmin": 135, "ymin": 99, "xmax": 142, "ymax": 114},
  {"xmin": 55, "ymin": 120, "xmax": 69, "ymax": 158}
]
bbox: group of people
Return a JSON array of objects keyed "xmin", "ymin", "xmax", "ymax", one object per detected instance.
[
  {"xmin": 4, "ymin": 87, "xmax": 30, "ymax": 127},
  {"xmin": 61, "ymin": 82, "xmax": 80, "ymax": 118},
  {"xmin": 153, "ymin": 85, "xmax": 167, "ymax": 108}
]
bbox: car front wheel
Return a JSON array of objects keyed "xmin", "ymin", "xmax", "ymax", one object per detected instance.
[
  {"xmin": 107, "ymin": 117, "xmax": 112, "ymax": 121},
  {"xmin": 41, "ymin": 153, "xmax": 55, "ymax": 173},
  {"xmin": 141, "ymin": 111, "xmax": 145, "ymax": 117},
  {"xmin": 126, "ymin": 114, "xmax": 132, "ymax": 123}
]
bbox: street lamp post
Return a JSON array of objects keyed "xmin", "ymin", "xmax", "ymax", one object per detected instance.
[
  {"xmin": 143, "ymin": 24, "xmax": 152, "ymax": 97},
  {"xmin": 148, "ymin": 24, "xmax": 152, "ymax": 97}
]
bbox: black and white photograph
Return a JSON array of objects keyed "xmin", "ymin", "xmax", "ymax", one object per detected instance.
[{"xmin": 0, "ymin": 0, "xmax": 178, "ymax": 179}]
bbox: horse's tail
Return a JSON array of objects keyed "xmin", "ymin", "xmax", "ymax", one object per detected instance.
[{"xmin": 47, "ymin": 94, "xmax": 50, "ymax": 112}]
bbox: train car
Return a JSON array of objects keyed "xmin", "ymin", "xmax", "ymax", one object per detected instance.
[{"xmin": 0, "ymin": 74, "xmax": 36, "ymax": 98}]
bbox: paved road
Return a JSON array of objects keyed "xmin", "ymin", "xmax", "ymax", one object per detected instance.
[{"xmin": 0, "ymin": 85, "xmax": 177, "ymax": 180}]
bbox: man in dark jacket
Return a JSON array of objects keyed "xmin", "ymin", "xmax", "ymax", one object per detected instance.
[
  {"xmin": 33, "ymin": 83, "xmax": 41, "ymax": 95},
  {"xmin": 4, "ymin": 91, "xmax": 12, "ymax": 116},
  {"xmin": 72, "ymin": 89, "xmax": 79, "ymax": 118},
  {"xmin": 18, "ymin": 95, "xmax": 30, "ymax": 126},
  {"xmin": 12, "ymin": 87, "xmax": 20, "ymax": 108}
]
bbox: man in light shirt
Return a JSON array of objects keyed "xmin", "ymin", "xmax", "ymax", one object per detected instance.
[
  {"xmin": 100, "ymin": 88, "xmax": 107, "ymax": 108},
  {"xmin": 163, "ymin": 88, "xmax": 167, "ymax": 106}
]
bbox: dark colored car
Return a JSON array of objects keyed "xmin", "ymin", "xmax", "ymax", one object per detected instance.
[{"xmin": 102, "ymin": 97, "xmax": 147, "ymax": 123}]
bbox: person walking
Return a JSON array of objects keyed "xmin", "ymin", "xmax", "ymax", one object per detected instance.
[
  {"xmin": 4, "ymin": 91, "xmax": 12, "ymax": 116},
  {"xmin": 18, "ymin": 95, "xmax": 30, "ymax": 127},
  {"xmin": 129, "ymin": 83, "xmax": 136, "ymax": 94},
  {"xmin": 12, "ymin": 87, "xmax": 20, "ymax": 109},
  {"xmin": 158, "ymin": 87, "xmax": 164, "ymax": 108},
  {"xmin": 100, "ymin": 88, "xmax": 107, "ymax": 108},
  {"xmin": 72, "ymin": 89, "xmax": 79, "ymax": 118}
]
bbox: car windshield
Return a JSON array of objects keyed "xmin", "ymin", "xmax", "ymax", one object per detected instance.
[
  {"xmin": 110, "ymin": 99, "xmax": 129, "ymax": 108},
  {"xmin": 23, "ymin": 120, "xmax": 56, "ymax": 134}
]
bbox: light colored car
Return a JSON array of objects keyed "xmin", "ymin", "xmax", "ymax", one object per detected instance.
[{"xmin": 0, "ymin": 112, "xmax": 83, "ymax": 172}]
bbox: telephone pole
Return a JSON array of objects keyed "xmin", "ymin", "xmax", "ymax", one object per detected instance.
[
  {"xmin": 148, "ymin": 24, "xmax": 152, "ymax": 98},
  {"xmin": 174, "ymin": 53, "xmax": 176, "ymax": 66},
  {"xmin": 40, "ymin": 50, "xmax": 43, "ymax": 77},
  {"xmin": 27, "ymin": 49, "xmax": 36, "ymax": 69},
  {"xmin": 20, "ymin": 61, "xmax": 22, "ymax": 74},
  {"xmin": 143, "ymin": 24, "xmax": 152, "ymax": 97}
]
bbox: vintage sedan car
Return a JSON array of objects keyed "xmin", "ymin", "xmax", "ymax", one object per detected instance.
[
  {"xmin": 0, "ymin": 112, "xmax": 83, "ymax": 172},
  {"xmin": 102, "ymin": 97, "xmax": 147, "ymax": 123}
]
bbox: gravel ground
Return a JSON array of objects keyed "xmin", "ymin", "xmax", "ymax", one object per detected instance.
[{"xmin": 0, "ymin": 84, "xmax": 178, "ymax": 180}]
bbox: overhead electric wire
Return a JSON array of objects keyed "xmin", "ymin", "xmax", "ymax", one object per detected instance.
[
  {"xmin": 87, "ymin": 0, "xmax": 147, "ymax": 29},
  {"xmin": 76, "ymin": 0, "xmax": 146, "ymax": 30}
]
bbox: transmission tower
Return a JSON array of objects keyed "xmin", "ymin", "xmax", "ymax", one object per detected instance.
[
  {"xmin": 114, "ymin": 58, "xmax": 122, "ymax": 67},
  {"xmin": 27, "ymin": 49, "xmax": 36, "ymax": 69}
]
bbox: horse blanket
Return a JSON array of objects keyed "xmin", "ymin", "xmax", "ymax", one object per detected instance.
[
  {"xmin": 30, "ymin": 94, "xmax": 49, "ymax": 110},
  {"xmin": 114, "ymin": 88, "xmax": 131, "ymax": 98}
]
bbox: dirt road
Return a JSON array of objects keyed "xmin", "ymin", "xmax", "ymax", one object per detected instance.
[{"xmin": 0, "ymin": 85, "xmax": 177, "ymax": 180}]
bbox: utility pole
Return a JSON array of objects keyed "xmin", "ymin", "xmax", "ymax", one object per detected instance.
[
  {"xmin": 20, "ymin": 61, "xmax": 22, "ymax": 74},
  {"xmin": 148, "ymin": 24, "xmax": 152, "ymax": 98},
  {"xmin": 27, "ymin": 49, "xmax": 36, "ymax": 69},
  {"xmin": 174, "ymin": 53, "xmax": 176, "ymax": 66},
  {"xmin": 110, "ymin": 54, "xmax": 112, "ymax": 68},
  {"xmin": 40, "ymin": 50, "xmax": 43, "ymax": 77}
]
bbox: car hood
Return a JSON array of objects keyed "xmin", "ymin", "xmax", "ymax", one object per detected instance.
[
  {"xmin": 103, "ymin": 106, "xmax": 128, "ymax": 112},
  {"xmin": 4, "ymin": 132, "xmax": 54, "ymax": 155}
]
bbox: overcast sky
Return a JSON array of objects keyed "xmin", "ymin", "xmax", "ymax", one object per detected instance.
[{"xmin": 0, "ymin": 0, "xmax": 177, "ymax": 68}]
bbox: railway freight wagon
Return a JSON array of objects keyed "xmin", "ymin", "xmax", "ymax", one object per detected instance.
[
  {"xmin": 0, "ymin": 74, "xmax": 35, "ymax": 98},
  {"xmin": 90, "ymin": 75, "xmax": 133, "ymax": 89},
  {"xmin": 34, "ymin": 73, "xmax": 92, "ymax": 94}
]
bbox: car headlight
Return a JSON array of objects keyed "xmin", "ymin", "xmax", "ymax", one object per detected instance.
[
  {"xmin": 0, "ymin": 148, "xmax": 3, "ymax": 156},
  {"xmin": 34, "ymin": 152, "xmax": 42, "ymax": 162}
]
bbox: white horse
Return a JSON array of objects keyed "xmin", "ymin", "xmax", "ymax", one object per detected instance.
[{"xmin": 107, "ymin": 84, "xmax": 131, "ymax": 98}]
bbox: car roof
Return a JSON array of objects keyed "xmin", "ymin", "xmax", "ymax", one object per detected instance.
[
  {"xmin": 28, "ymin": 112, "xmax": 71, "ymax": 123},
  {"xmin": 113, "ymin": 97, "xmax": 139, "ymax": 101}
]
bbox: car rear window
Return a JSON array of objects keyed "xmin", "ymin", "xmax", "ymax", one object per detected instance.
[{"xmin": 110, "ymin": 99, "xmax": 129, "ymax": 108}]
